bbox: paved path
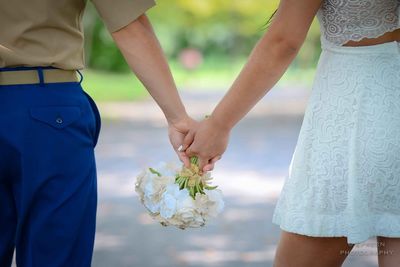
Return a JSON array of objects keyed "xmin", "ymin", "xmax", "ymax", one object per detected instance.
[{"xmin": 90, "ymin": 87, "xmax": 379, "ymax": 267}]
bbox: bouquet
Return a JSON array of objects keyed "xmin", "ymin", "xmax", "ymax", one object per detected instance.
[{"xmin": 135, "ymin": 157, "xmax": 224, "ymax": 229}]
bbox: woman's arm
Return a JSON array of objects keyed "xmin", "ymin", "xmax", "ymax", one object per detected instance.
[
  {"xmin": 184, "ymin": 0, "xmax": 323, "ymax": 170},
  {"xmin": 112, "ymin": 14, "xmax": 196, "ymax": 166}
]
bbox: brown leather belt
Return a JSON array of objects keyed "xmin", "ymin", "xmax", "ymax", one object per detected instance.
[{"xmin": 0, "ymin": 69, "xmax": 80, "ymax": 85}]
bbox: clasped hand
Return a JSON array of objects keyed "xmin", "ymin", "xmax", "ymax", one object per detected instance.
[{"xmin": 168, "ymin": 115, "xmax": 230, "ymax": 172}]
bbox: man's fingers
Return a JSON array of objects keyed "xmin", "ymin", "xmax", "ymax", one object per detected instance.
[{"xmin": 182, "ymin": 131, "xmax": 195, "ymax": 151}]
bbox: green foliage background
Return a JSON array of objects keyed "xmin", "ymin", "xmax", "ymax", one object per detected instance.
[{"xmin": 82, "ymin": 0, "xmax": 322, "ymax": 101}]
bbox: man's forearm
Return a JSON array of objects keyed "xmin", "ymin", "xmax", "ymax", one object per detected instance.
[{"xmin": 112, "ymin": 15, "xmax": 187, "ymax": 124}]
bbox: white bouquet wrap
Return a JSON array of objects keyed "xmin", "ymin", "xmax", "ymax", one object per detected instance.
[{"xmin": 135, "ymin": 157, "xmax": 224, "ymax": 229}]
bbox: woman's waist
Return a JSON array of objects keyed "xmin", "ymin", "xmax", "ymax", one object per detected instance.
[
  {"xmin": 321, "ymin": 37, "xmax": 400, "ymax": 55},
  {"xmin": 343, "ymin": 29, "xmax": 400, "ymax": 47}
]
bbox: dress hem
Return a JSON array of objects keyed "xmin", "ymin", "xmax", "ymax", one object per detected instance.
[{"xmin": 272, "ymin": 211, "xmax": 400, "ymax": 245}]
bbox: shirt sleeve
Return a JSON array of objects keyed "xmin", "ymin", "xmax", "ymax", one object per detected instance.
[{"xmin": 91, "ymin": 0, "xmax": 156, "ymax": 32}]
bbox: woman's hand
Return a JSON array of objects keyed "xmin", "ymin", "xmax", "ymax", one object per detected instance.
[
  {"xmin": 182, "ymin": 117, "xmax": 231, "ymax": 172},
  {"xmin": 176, "ymin": 0, "xmax": 322, "ymax": 172},
  {"xmin": 168, "ymin": 116, "xmax": 199, "ymax": 168}
]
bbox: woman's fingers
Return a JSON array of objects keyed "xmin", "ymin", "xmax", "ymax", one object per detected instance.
[
  {"xmin": 185, "ymin": 145, "xmax": 207, "ymax": 171},
  {"xmin": 211, "ymin": 155, "xmax": 222, "ymax": 163},
  {"xmin": 203, "ymin": 155, "xmax": 221, "ymax": 172},
  {"xmin": 186, "ymin": 142, "xmax": 222, "ymax": 172},
  {"xmin": 184, "ymin": 118, "xmax": 227, "ymax": 172},
  {"xmin": 197, "ymin": 157, "xmax": 209, "ymax": 173},
  {"xmin": 203, "ymin": 163, "xmax": 214, "ymax": 172},
  {"xmin": 178, "ymin": 151, "xmax": 190, "ymax": 167}
]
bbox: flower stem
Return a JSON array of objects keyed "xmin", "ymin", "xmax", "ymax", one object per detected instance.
[{"xmin": 190, "ymin": 156, "xmax": 198, "ymax": 166}]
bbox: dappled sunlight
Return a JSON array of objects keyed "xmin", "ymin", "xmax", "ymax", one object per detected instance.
[
  {"xmin": 95, "ymin": 233, "xmax": 125, "ymax": 250},
  {"xmin": 97, "ymin": 173, "xmax": 136, "ymax": 198},
  {"xmin": 96, "ymin": 169, "xmax": 284, "ymax": 205},
  {"xmin": 98, "ymin": 142, "xmax": 140, "ymax": 158},
  {"xmin": 5, "ymin": 0, "xmax": 386, "ymax": 266},
  {"xmin": 187, "ymin": 235, "xmax": 232, "ymax": 250},
  {"xmin": 212, "ymin": 169, "xmax": 284, "ymax": 203},
  {"xmin": 172, "ymin": 246, "xmax": 276, "ymax": 265},
  {"xmin": 97, "ymin": 87, "xmax": 309, "ymax": 124},
  {"xmin": 91, "ymin": 110, "xmax": 376, "ymax": 267},
  {"xmin": 222, "ymin": 208, "xmax": 266, "ymax": 222},
  {"xmin": 137, "ymin": 212, "xmax": 158, "ymax": 225}
]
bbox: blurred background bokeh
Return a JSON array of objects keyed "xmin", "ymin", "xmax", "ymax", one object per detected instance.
[
  {"xmin": 80, "ymin": 1, "xmax": 379, "ymax": 266},
  {"xmin": 82, "ymin": 0, "xmax": 321, "ymax": 100}
]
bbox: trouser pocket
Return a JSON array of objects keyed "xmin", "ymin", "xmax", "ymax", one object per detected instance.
[{"xmin": 82, "ymin": 90, "xmax": 101, "ymax": 147}]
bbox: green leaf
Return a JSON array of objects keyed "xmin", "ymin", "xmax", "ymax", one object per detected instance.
[
  {"xmin": 196, "ymin": 182, "xmax": 205, "ymax": 195},
  {"xmin": 149, "ymin": 168, "xmax": 162, "ymax": 177},
  {"xmin": 189, "ymin": 186, "xmax": 195, "ymax": 199},
  {"xmin": 179, "ymin": 177, "xmax": 186, "ymax": 190},
  {"xmin": 204, "ymin": 185, "xmax": 218, "ymax": 190}
]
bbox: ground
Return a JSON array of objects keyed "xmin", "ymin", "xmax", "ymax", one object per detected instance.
[
  {"xmin": 90, "ymin": 87, "xmax": 379, "ymax": 267},
  {"xmin": 10, "ymin": 86, "xmax": 380, "ymax": 266}
]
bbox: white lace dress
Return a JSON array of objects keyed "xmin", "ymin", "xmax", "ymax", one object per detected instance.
[{"xmin": 271, "ymin": 0, "xmax": 400, "ymax": 244}]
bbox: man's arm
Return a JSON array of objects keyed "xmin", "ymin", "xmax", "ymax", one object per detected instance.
[
  {"xmin": 112, "ymin": 14, "xmax": 185, "ymax": 125},
  {"xmin": 112, "ymin": 14, "xmax": 195, "ymax": 166}
]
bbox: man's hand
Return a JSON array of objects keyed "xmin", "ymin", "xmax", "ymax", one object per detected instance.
[
  {"xmin": 168, "ymin": 116, "xmax": 199, "ymax": 168},
  {"xmin": 183, "ymin": 117, "xmax": 230, "ymax": 172}
]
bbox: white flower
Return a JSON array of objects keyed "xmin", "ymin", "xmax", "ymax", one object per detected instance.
[
  {"xmin": 144, "ymin": 174, "xmax": 173, "ymax": 198},
  {"xmin": 135, "ymin": 161, "xmax": 224, "ymax": 229},
  {"xmin": 158, "ymin": 184, "xmax": 207, "ymax": 229},
  {"xmin": 194, "ymin": 190, "xmax": 224, "ymax": 218},
  {"xmin": 205, "ymin": 189, "xmax": 224, "ymax": 217},
  {"xmin": 159, "ymin": 184, "xmax": 190, "ymax": 219},
  {"xmin": 143, "ymin": 195, "xmax": 160, "ymax": 214},
  {"xmin": 135, "ymin": 166, "xmax": 175, "ymax": 214},
  {"xmin": 175, "ymin": 209, "xmax": 205, "ymax": 228},
  {"xmin": 158, "ymin": 161, "xmax": 180, "ymax": 177},
  {"xmin": 135, "ymin": 170, "xmax": 152, "ymax": 201},
  {"xmin": 193, "ymin": 193, "xmax": 209, "ymax": 214}
]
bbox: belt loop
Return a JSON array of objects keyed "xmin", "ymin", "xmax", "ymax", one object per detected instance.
[
  {"xmin": 77, "ymin": 70, "xmax": 84, "ymax": 84},
  {"xmin": 37, "ymin": 67, "xmax": 45, "ymax": 87}
]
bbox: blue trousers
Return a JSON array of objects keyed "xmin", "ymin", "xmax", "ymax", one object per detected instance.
[{"xmin": 0, "ymin": 70, "xmax": 101, "ymax": 266}]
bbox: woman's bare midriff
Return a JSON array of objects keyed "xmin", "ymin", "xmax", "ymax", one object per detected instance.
[{"xmin": 343, "ymin": 28, "xmax": 400, "ymax": 46}]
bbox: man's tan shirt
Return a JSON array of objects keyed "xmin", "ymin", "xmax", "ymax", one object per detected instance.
[{"xmin": 0, "ymin": 0, "xmax": 156, "ymax": 70}]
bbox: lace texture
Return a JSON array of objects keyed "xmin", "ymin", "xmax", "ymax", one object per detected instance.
[
  {"xmin": 317, "ymin": 0, "xmax": 400, "ymax": 46},
  {"xmin": 272, "ymin": 41, "xmax": 400, "ymax": 244}
]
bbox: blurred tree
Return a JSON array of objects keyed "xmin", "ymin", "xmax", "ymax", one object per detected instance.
[
  {"xmin": 83, "ymin": 2, "xmax": 130, "ymax": 72},
  {"xmin": 83, "ymin": 0, "xmax": 321, "ymax": 72}
]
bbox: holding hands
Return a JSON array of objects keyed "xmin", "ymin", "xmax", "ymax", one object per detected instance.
[
  {"xmin": 114, "ymin": 13, "xmax": 301, "ymax": 176},
  {"xmin": 174, "ymin": 116, "xmax": 231, "ymax": 173},
  {"xmin": 167, "ymin": 115, "xmax": 198, "ymax": 168}
]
